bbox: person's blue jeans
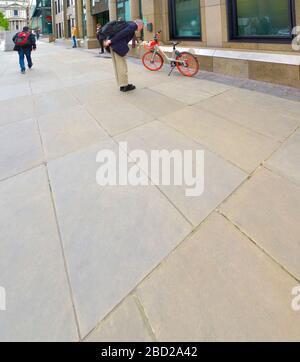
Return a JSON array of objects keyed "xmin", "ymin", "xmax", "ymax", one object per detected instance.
[
  {"xmin": 72, "ymin": 36, "xmax": 77, "ymax": 48},
  {"xmin": 18, "ymin": 48, "xmax": 32, "ymax": 72}
]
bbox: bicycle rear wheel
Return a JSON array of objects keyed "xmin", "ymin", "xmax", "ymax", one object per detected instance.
[
  {"xmin": 176, "ymin": 52, "xmax": 199, "ymax": 77},
  {"xmin": 142, "ymin": 51, "xmax": 164, "ymax": 71}
]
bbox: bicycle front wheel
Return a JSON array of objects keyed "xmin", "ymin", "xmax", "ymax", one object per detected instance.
[
  {"xmin": 176, "ymin": 52, "xmax": 199, "ymax": 77},
  {"xmin": 142, "ymin": 51, "xmax": 164, "ymax": 72}
]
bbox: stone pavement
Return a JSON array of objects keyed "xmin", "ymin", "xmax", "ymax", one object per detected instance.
[{"xmin": 0, "ymin": 41, "xmax": 300, "ymax": 342}]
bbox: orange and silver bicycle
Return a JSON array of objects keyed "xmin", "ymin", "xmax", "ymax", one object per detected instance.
[{"xmin": 142, "ymin": 31, "xmax": 199, "ymax": 77}]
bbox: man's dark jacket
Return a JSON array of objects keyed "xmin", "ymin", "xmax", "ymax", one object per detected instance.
[
  {"xmin": 110, "ymin": 22, "xmax": 138, "ymax": 57},
  {"xmin": 12, "ymin": 32, "xmax": 36, "ymax": 51}
]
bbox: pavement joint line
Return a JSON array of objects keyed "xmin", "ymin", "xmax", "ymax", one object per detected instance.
[
  {"xmin": 0, "ymin": 162, "xmax": 46, "ymax": 184},
  {"xmin": 260, "ymin": 163, "xmax": 300, "ymax": 189},
  {"xmin": 32, "ymin": 82, "xmax": 82, "ymax": 342},
  {"xmin": 159, "ymin": 108, "xmax": 299, "ymax": 177},
  {"xmin": 81, "ymin": 214, "xmax": 210, "ymax": 341},
  {"xmin": 128, "ymin": 205, "xmax": 224, "ymax": 291},
  {"xmin": 83, "ymin": 103, "xmax": 121, "ymax": 139},
  {"xmin": 157, "ymin": 116, "xmax": 250, "ymax": 174},
  {"xmin": 0, "ymin": 111, "xmax": 37, "ymax": 130},
  {"xmin": 80, "ymin": 287, "xmax": 153, "ymax": 341},
  {"xmin": 109, "ymin": 117, "xmax": 158, "ymax": 139},
  {"xmin": 217, "ymin": 210, "xmax": 300, "ymax": 284},
  {"xmin": 194, "ymin": 96, "xmax": 294, "ymax": 144},
  {"xmin": 43, "ymin": 164, "xmax": 82, "ymax": 342},
  {"xmin": 81, "ymin": 299, "xmax": 125, "ymax": 341},
  {"xmin": 260, "ymin": 125, "xmax": 300, "ymax": 179},
  {"xmin": 133, "ymin": 293, "xmax": 157, "ymax": 342},
  {"xmin": 114, "ymin": 135, "xmax": 194, "ymax": 227},
  {"xmin": 263, "ymin": 164, "xmax": 300, "ymax": 188},
  {"xmin": 139, "ymin": 86, "xmax": 187, "ymax": 108}
]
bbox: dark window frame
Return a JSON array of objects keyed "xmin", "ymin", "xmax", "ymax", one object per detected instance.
[
  {"xmin": 169, "ymin": 0, "xmax": 202, "ymax": 41},
  {"xmin": 116, "ymin": 0, "xmax": 130, "ymax": 21},
  {"xmin": 227, "ymin": 0, "xmax": 296, "ymax": 43}
]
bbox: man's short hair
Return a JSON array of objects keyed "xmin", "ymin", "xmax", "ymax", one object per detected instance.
[
  {"xmin": 135, "ymin": 19, "xmax": 144, "ymax": 27},
  {"xmin": 23, "ymin": 26, "xmax": 29, "ymax": 32}
]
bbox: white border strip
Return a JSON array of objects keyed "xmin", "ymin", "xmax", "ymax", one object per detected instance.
[{"xmin": 159, "ymin": 46, "xmax": 300, "ymax": 66}]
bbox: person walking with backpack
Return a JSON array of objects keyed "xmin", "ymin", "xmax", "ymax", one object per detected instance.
[
  {"xmin": 13, "ymin": 26, "xmax": 36, "ymax": 74},
  {"xmin": 103, "ymin": 19, "xmax": 144, "ymax": 92}
]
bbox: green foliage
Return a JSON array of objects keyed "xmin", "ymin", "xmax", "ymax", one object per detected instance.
[{"xmin": 0, "ymin": 12, "xmax": 9, "ymax": 31}]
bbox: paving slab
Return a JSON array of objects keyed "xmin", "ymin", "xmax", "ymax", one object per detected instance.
[
  {"xmin": 150, "ymin": 82, "xmax": 213, "ymax": 105},
  {"xmin": 122, "ymin": 88, "xmax": 186, "ymax": 118},
  {"xmin": 0, "ymin": 95, "xmax": 35, "ymax": 126},
  {"xmin": 0, "ymin": 166, "xmax": 78, "ymax": 341},
  {"xmin": 0, "ymin": 82, "xmax": 32, "ymax": 101},
  {"xmin": 47, "ymin": 140, "xmax": 191, "ymax": 337},
  {"xmin": 67, "ymin": 80, "xmax": 119, "ymax": 105},
  {"xmin": 137, "ymin": 212, "xmax": 300, "ymax": 342},
  {"xmin": 160, "ymin": 106, "xmax": 279, "ymax": 173},
  {"xmin": 60, "ymin": 71, "xmax": 113, "ymax": 88},
  {"xmin": 195, "ymin": 87, "xmax": 300, "ymax": 141},
  {"xmin": 149, "ymin": 76, "xmax": 232, "ymax": 105},
  {"xmin": 115, "ymin": 121, "xmax": 247, "ymax": 226},
  {"xmin": 38, "ymin": 105, "xmax": 108, "ymax": 160},
  {"xmin": 0, "ymin": 118, "xmax": 44, "ymax": 180},
  {"xmin": 33, "ymin": 88, "xmax": 79, "ymax": 117},
  {"xmin": 85, "ymin": 99, "xmax": 154, "ymax": 136},
  {"xmin": 266, "ymin": 129, "xmax": 300, "ymax": 184},
  {"xmin": 86, "ymin": 296, "xmax": 152, "ymax": 342},
  {"xmin": 228, "ymin": 87, "xmax": 300, "ymax": 120},
  {"xmin": 30, "ymin": 77, "xmax": 65, "ymax": 95},
  {"xmin": 130, "ymin": 70, "xmax": 176, "ymax": 89},
  {"xmin": 220, "ymin": 167, "xmax": 300, "ymax": 281}
]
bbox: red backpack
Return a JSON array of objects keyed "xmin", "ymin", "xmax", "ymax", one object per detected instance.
[{"xmin": 14, "ymin": 32, "xmax": 31, "ymax": 47}]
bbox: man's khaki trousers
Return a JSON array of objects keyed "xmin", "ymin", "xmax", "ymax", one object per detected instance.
[{"xmin": 111, "ymin": 50, "xmax": 128, "ymax": 87}]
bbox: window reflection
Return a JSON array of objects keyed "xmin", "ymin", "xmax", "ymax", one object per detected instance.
[{"xmin": 235, "ymin": 0, "xmax": 293, "ymax": 38}]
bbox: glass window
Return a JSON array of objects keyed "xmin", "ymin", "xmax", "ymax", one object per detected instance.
[
  {"xmin": 229, "ymin": 0, "xmax": 294, "ymax": 40},
  {"xmin": 116, "ymin": 0, "xmax": 131, "ymax": 21},
  {"xmin": 169, "ymin": 0, "xmax": 201, "ymax": 39},
  {"xmin": 14, "ymin": 10, "xmax": 18, "ymax": 16}
]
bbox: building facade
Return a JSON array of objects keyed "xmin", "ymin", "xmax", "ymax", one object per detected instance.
[
  {"xmin": 51, "ymin": 0, "xmax": 76, "ymax": 38},
  {"xmin": 0, "ymin": 0, "xmax": 28, "ymax": 31},
  {"xmin": 51, "ymin": 0, "xmax": 300, "ymax": 52},
  {"xmin": 29, "ymin": 0, "xmax": 52, "ymax": 34},
  {"xmin": 50, "ymin": 0, "xmax": 300, "ymax": 87}
]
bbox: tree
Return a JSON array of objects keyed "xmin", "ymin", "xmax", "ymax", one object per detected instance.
[{"xmin": 0, "ymin": 12, "xmax": 9, "ymax": 31}]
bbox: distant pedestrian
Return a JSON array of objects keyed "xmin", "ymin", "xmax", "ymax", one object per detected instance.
[
  {"xmin": 12, "ymin": 26, "xmax": 36, "ymax": 74},
  {"xmin": 36, "ymin": 29, "xmax": 40, "ymax": 40},
  {"xmin": 96, "ymin": 23, "xmax": 105, "ymax": 54},
  {"xmin": 71, "ymin": 26, "xmax": 78, "ymax": 48},
  {"xmin": 104, "ymin": 19, "xmax": 144, "ymax": 92}
]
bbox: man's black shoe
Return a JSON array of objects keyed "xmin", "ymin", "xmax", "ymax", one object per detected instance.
[{"xmin": 120, "ymin": 84, "xmax": 136, "ymax": 92}]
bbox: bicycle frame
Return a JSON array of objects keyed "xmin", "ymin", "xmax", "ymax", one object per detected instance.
[{"xmin": 150, "ymin": 43, "xmax": 186, "ymax": 66}]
